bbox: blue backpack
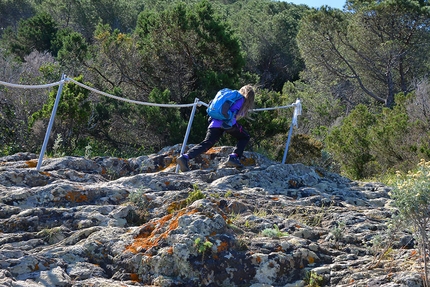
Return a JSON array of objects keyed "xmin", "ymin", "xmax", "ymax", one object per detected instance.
[{"xmin": 206, "ymin": 88, "xmax": 243, "ymax": 123}]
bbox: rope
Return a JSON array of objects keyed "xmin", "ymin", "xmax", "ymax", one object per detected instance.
[
  {"xmin": 0, "ymin": 77, "xmax": 299, "ymax": 111},
  {"xmin": 252, "ymin": 104, "xmax": 295, "ymax": 112},
  {"xmin": 66, "ymin": 78, "xmax": 199, "ymax": 108},
  {"xmin": 0, "ymin": 80, "xmax": 62, "ymax": 89}
]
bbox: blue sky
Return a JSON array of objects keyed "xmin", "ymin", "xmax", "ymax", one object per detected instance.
[{"xmin": 284, "ymin": 0, "xmax": 346, "ymax": 9}]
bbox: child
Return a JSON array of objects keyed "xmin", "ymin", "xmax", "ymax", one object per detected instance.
[{"xmin": 177, "ymin": 85, "xmax": 255, "ymax": 172}]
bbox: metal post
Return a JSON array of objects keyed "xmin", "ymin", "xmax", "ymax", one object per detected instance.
[
  {"xmin": 36, "ymin": 74, "xmax": 66, "ymax": 171},
  {"xmin": 282, "ymin": 99, "xmax": 301, "ymax": 164},
  {"xmin": 176, "ymin": 98, "xmax": 200, "ymax": 173},
  {"xmin": 282, "ymin": 122, "xmax": 294, "ymax": 164}
]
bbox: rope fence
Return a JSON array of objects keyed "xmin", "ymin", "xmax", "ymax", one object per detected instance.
[
  {"xmin": 0, "ymin": 80, "xmax": 63, "ymax": 89},
  {"xmin": 0, "ymin": 74, "xmax": 302, "ymax": 172}
]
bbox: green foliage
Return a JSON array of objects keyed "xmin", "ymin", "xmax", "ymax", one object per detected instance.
[
  {"xmin": 194, "ymin": 237, "xmax": 213, "ymax": 253},
  {"xmin": 127, "ymin": 188, "xmax": 150, "ymax": 225},
  {"xmin": 84, "ymin": 0, "xmax": 248, "ymax": 152},
  {"xmin": 330, "ymin": 221, "xmax": 346, "ymax": 242},
  {"xmin": 297, "ymin": 1, "xmax": 430, "ymax": 108},
  {"xmin": 325, "ymin": 104, "xmax": 376, "ymax": 179},
  {"xmin": 37, "ymin": 227, "xmax": 63, "ymax": 244},
  {"xmin": 325, "ymin": 92, "xmax": 430, "ymax": 179},
  {"xmin": 140, "ymin": 88, "xmax": 187, "ymax": 147},
  {"xmin": 135, "ymin": 0, "xmax": 244, "ymax": 102},
  {"xmin": 281, "ymin": 80, "xmax": 345, "ymax": 138},
  {"xmin": 227, "ymin": 0, "xmax": 308, "ymax": 91},
  {"xmin": 8, "ymin": 12, "xmax": 59, "ymax": 59},
  {"xmin": 389, "ymin": 160, "xmax": 430, "ymax": 230},
  {"xmin": 29, "ymin": 75, "xmax": 92, "ymax": 154},
  {"xmin": 0, "ymin": 0, "xmax": 35, "ymax": 36},
  {"xmin": 304, "ymin": 271, "xmax": 325, "ymax": 287},
  {"xmin": 286, "ymin": 134, "xmax": 323, "ymax": 165},
  {"xmin": 0, "ymin": 98, "xmax": 20, "ymax": 156},
  {"xmin": 35, "ymin": 0, "xmax": 145, "ymax": 40},
  {"xmin": 389, "ymin": 160, "xmax": 430, "ymax": 285},
  {"xmin": 368, "ymin": 94, "xmax": 415, "ymax": 173},
  {"xmin": 1, "ymin": 0, "xmax": 428, "ymax": 172},
  {"xmin": 261, "ymin": 224, "xmax": 288, "ymax": 238},
  {"xmin": 186, "ymin": 184, "xmax": 206, "ymax": 205},
  {"xmin": 56, "ymin": 31, "xmax": 88, "ymax": 74},
  {"xmin": 128, "ymin": 188, "xmax": 148, "ymax": 210},
  {"xmin": 52, "ymin": 134, "xmax": 65, "ymax": 157},
  {"xmin": 246, "ymin": 89, "xmax": 291, "ymax": 156}
]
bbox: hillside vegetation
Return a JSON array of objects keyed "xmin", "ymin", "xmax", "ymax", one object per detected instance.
[{"xmin": 0, "ymin": 0, "xmax": 429, "ymax": 179}]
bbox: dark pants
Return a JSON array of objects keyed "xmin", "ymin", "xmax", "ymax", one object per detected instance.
[{"xmin": 186, "ymin": 123, "xmax": 250, "ymax": 159}]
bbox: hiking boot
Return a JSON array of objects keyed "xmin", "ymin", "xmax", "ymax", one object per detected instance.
[
  {"xmin": 225, "ymin": 154, "xmax": 243, "ymax": 168},
  {"xmin": 177, "ymin": 155, "xmax": 190, "ymax": 172}
]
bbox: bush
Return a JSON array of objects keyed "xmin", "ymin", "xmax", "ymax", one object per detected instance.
[
  {"xmin": 325, "ymin": 93, "xmax": 430, "ymax": 179},
  {"xmin": 389, "ymin": 160, "xmax": 430, "ymax": 286},
  {"xmin": 325, "ymin": 104, "xmax": 376, "ymax": 179}
]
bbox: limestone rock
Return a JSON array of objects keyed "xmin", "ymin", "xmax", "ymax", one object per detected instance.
[{"xmin": 0, "ymin": 145, "xmax": 424, "ymax": 286}]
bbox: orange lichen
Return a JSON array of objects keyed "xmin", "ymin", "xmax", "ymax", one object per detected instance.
[
  {"xmin": 130, "ymin": 273, "xmax": 140, "ymax": 282},
  {"xmin": 289, "ymin": 179, "xmax": 298, "ymax": 187},
  {"xmin": 40, "ymin": 171, "xmax": 51, "ymax": 176},
  {"xmin": 162, "ymin": 162, "xmax": 177, "ymax": 171},
  {"xmin": 165, "ymin": 181, "xmax": 170, "ymax": 186},
  {"xmin": 166, "ymin": 200, "xmax": 187, "ymax": 214},
  {"xmin": 26, "ymin": 160, "xmax": 37, "ymax": 168},
  {"xmin": 275, "ymin": 246, "xmax": 283, "ymax": 252},
  {"xmin": 315, "ymin": 169, "xmax": 324, "ymax": 177},
  {"xmin": 241, "ymin": 157, "xmax": 256, "ymax": 166},
  {"xmin": 167, "ymin": 247, "xmax": 174, "ymax": 255},
  {"xmin": 31, "ymin": 263, "xmax": 39, "ymax": 271},
  {"xmin": 206, "ymin": 147, "xmax": 222, "ymax": 154},
  {"xmin": 65, "ymin": 191, "xmax": 88, "ymax": 203},
  {"xmin": 210, "ymin": 231, "xmax": 217, "ymax": 236},
  {"xmin": 255, "ymin": 256, "xmax": 262, "ymax": 263},
  {"xmin": 125, "ymin": 208, "xmax": 198, "ymax": 254},
  {"xmin": 308, "ymin": 256, "xmax": 315, "ymax": 264},
  {"xmin": 200, "ymin": 157, "xmax": 211, "ymax": 168},
  {"xmin": 217, "ymin": 241, "xmax": 229, "ymax": 253},
  {"xmin": 272, "ymin": 197, "xmax": 279, "ymax": 201}
]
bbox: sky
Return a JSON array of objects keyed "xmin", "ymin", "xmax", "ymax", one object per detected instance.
[{"xmin": 284, "ymin": 0, "xmax": 346, "ymax": 9}]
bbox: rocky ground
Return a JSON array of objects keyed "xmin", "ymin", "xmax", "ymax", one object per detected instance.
[{"xmin": 0, "ymin": 145, "xmax": 425, "ymax": 287}]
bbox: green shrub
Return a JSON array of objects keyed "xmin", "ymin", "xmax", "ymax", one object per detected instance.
[
  {"xmin": 325, "ymin": 93, "xmax": 430, "ymax": 179},
  {"xmin": 261, "ymin": 224, "xmax": 288, "ymax": 238},
  {"xmin": 368, "ymin": 93, "xmax": 422, "ymax": 175},
  {"xmin": 304, "ymin": 271, "xmax": 325, "ymax": 287},
  {"xmin": 325, "ymin": 104, "xmax": 376, "ymax": 179},
  {"xmin": 186, "ymin": 184, "xmax": 206, "ymax": 205},
  {"xmin": 389, "ymin": 160, "xmax": 430, "ymax": 286},
  {"xmin": 29, "ymin": 75, "xmax": 91, "ymax": 154}
]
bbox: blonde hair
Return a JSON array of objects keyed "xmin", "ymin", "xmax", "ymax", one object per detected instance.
[{"xmin": 237, "ymin": 84, "xmax": 255, "ymax": 119}]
